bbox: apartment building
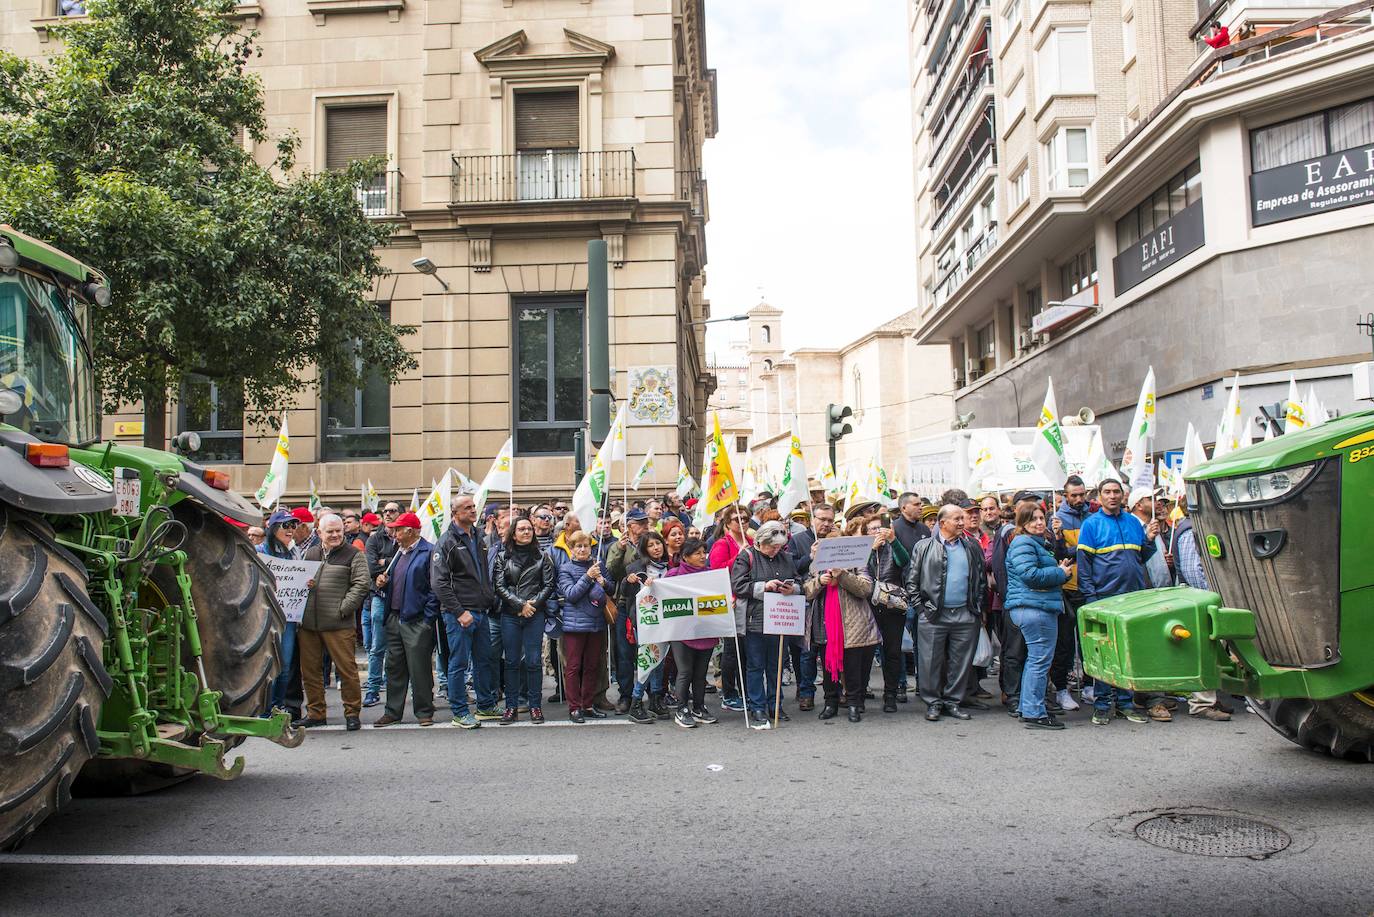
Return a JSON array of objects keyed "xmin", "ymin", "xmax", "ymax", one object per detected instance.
[
  {"xmin": 3, "ymin": 0, "xmax": 717, "ymax": 504},
  {"xmin": 907, "ymin": 0, "xmax": 1374, "ymax": 458}
]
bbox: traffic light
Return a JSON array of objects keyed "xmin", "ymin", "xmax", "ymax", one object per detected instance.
[{"xmin": 827, "ymin": 403, "xmax": 854, "ymax": 469}]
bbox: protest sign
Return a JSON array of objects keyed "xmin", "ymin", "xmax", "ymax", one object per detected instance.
[
  {"xmin": 261, "ymin": 557, "xmax": 321, "ymax": 624},
  {"xmin": 763, "ymin": 592, "xmax": 805, "ymax": 636},
  {"xmin": 812, "ymin": 536, "xmax": 873, "ymax": 571},
  {"xmin": 637, "ymin": 568, "xmax": 737, "ymax": 644}
]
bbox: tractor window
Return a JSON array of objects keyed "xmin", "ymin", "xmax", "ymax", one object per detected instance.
[{"xmin": 0, "ymin": 272, "xmax": 98, "ymax": 446}]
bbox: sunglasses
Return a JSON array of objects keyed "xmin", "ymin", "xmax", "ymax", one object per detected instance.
[
  {"xmin": 535, "ymin": 514, "xmax": 553, "ymax": 522},
  {"xmin": 553, "ymin": 506, "xmax": 567, "ymax": 512},
  {"xmin": 382, "ymin": 508, "xmax": 401, "ymax": 515},
  {"xmin": 280, "ymin": 520, "xmax": 299, "ymax": 529}
]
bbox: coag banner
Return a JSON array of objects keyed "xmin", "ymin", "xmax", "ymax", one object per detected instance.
[{"xmin": 636, "ymin": 568, "xmax": 738, "ymax": 644}]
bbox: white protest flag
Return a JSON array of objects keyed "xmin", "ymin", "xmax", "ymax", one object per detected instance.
[
  {"xmin": 475, "ymin": 437, "xmax": 514, "ymax": 514},
  {"xmin": 1083, "ymin": 428, "xmax": 1120, "ymax": 488},
  {"xmin": 308, "ymin": 478, "xmax": 321, "ymax": 513},
  {"xmin": 1122, "ymin": 366, "xmax": 1156, "ymax": 490},
  {"xmin": 778, "ymin": 418, "xmax": 811, "ymax": 517},
  {"xmin": 632, "ymin": 447, "xmax": 656, "ymax": 492},
  {"xmin": 636, "ymin": 568, "xmax": 738, "ymax": 644},
  {"xmin": 572, "ymin": 404, "xmax": 626, "ymax": 533},
  {"xmin": 1263, "ymin": 421, "xmax": 1276, "ymax": 441},
  {"xmin": 409, "ymin": 488, "xmax": 420, "ymax": 512},
  {"xmin": 737, "ymin": 450, "xmax": 758, "ymax": 503},
  {"xmin": 691, "ymin": 440, "xmax": 713, "ymax": 530},
  {"xmin": 609, "ymin": 405, "xmax": 628, "ymax": 463},
  {"xmin": 1181, "ymin": 422, "xmax": 1208, "ymax": 478},
  {"xmin": 363, "ymin": 480, "xmax": 380, "ymax": 513},
  {"xmin": 1218, "ymin": 373, "xmax": 1244, "ymax": 455},
  {"xmin": 1284, "ymin": 376, "xmax": 1307, "ymax": 433},
  {"xmin": 1213, "ymin": 420, "xmax": 1231, "ymax": 459},
  {"xmin": 416, "ymin": 470, "xmax": 452, "ymax": 544},
  {"xmin": 1305, "ymin": 384, "xmax": 1329, "ymax": 426},
  {"xmin": 675, "ymin": 457, "xmax": 697, "ymax": 498},
  {"xmin": 449, "ymin": 469, "xmax": 479, "ymax": 495},
  {"xmin": 255, "ymin": 416, "xmax": 290, "ymax": 510},
  {"xmin": 1030, "ymin": 378, "xmax": 1070, "ymax": 488},
  {"xmin": 967, "ymin": 429, "xmax": 997, "ymax": 492}
]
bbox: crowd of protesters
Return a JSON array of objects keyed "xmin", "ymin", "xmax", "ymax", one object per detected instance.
[{"xmin": 244, "ymin": 479, "xmax": 1235, "ymax": 733}]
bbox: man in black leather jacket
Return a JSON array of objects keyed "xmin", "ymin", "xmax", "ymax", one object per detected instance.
[{"xmin": 432, "ymin": 494, "xmax": 500, "ymax": 725}]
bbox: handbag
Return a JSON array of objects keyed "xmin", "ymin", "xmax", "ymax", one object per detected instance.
[
  {"xmin": 602, "ymin": 595, "xmax": 618, "ymax": 626},
  {"xmin": 870, "ymin": 581, "xmax": 909, "ymax": 612}
]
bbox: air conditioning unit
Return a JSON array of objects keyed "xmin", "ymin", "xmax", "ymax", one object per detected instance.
[
  {"xmin": 1018, "ymin": 330, "xmax": 1044, "ymax": 352},
  {"xmin": 965, "ymin": 358, "xmax": 979, "ymax": 374}
]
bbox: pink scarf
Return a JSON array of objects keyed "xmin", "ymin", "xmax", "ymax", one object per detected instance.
[{"xmin": 823, "ymin": 583, "xmax": 845, "ymax": 680}]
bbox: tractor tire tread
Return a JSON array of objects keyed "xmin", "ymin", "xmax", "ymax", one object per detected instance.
[{"xmin": 1250, "ymin": 694, "xmax": 1374, "ymax": 762}]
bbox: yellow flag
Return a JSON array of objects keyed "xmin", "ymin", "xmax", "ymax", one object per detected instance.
[{"xmin": 703, "ymin": 412, "xmax": 739, "ymax": 514}]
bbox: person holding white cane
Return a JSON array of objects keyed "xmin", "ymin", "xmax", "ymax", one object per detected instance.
[{"xmin": 729, "ymin": 521, "xmax": 800, "ymax": 731}]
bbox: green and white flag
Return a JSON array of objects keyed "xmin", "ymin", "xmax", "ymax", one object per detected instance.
[
  {"xmin": 308, "ymin": 477, "xmax": 321, "ymax": 514},
  {"xmin": 635, "ymin": 591, "xmax": 668, "ymax": 685},
  {"xmin": 674, "ymin": 457, "xmax": 696, "ymax": 499},
  {"xmin": 417, "ymin": 470, "xmax": 451, "ymax": 544},
  {"xmin": 572, "ymin": 403, "xmax": 626, "ymax": 533},
  {"xmin": 777, "ymin": 417, "xmax": 810, "ymax": 517},
  {"xmin": 1030, "ymin": 377, "xmax": 1069, "ymax": 488},
  {"xmin": 255, "ymin": 416, "xmax": 290, "ymax": 510},
  {"xmin": 632, "ymin": 447, "xmax": 656, "ymax": 492},
  {"xmin": 475, "ymin": 437, "xmax": 513, "ymax": 515},
  {"xmin": 1122, "ymin": 366, "xmax": 1156, "ymax": 490}
]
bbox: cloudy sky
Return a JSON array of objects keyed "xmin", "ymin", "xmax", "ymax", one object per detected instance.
[{"xmin": 701, "ymin": 1, "xmax": 916, "ymax": 359}]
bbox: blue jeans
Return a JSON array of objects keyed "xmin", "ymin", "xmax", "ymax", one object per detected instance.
[
  {"xmin": 788, "ymin": 636, "xmax": 817, "ymax": 700},
  {"xmin": 1011, "ymin": 607, "xmax": 1057, "ymax": 719},
  {"xmin": 632, "ymin": 664, "xmax": 664, "ymax": 701},
  {"xmin": 364, "ymin": 595, "xmax": 387, "ymax": 696},
  {"xmin": 443, "ymin": 611, "xmax": 498, "ymax": 715},
  {"xmin": 499, "ymin": 611, "xmax": 545, "ymax": 710},
  {"xmin": 270, "ymin": 621, "xmax": 298, "ymax": 710},
  {"xmin": 744, "ymin": 631, "xmax": 782, "ymax": 716}
]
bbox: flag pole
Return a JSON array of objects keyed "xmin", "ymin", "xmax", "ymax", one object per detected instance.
[
  {"xmin": 773, "ymin": 632, "xmax": 784, "ymax": 729},
  {"xmin": 730, "ymin": 492, "xmax": 752, "ymax": 732}
]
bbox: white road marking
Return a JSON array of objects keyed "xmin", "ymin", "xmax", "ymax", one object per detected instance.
[
  {"xmin": 0, "ymin": 854, "xmax": 577, "ymax": 867},
  {"xmin": 309, "ymin": 718, "xmax": 633, "ymax": 732}
]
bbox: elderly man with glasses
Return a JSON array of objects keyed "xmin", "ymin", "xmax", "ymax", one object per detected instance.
[{"xmin": 361, "ymin": 502, "xmax": 403, "ymax": 707}]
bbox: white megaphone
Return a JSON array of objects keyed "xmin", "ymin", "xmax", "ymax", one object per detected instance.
[{"xmin": 1077, "ymin": 407, "xmax": 1095, "ymax": 425}]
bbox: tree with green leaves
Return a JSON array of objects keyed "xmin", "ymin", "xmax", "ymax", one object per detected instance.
[{"xmin": 0, "ymin": 0, "xmax": 415, "ymax": 447}]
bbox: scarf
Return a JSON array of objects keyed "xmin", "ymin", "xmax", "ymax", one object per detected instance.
[{"xmin": 823, "ymin": 582, "xmax": 845, "ymax": 680}]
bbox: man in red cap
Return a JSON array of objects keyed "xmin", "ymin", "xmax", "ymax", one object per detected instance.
[
  {"xmin": 291, "ymin": 506, "xmax": 318, "ymax": 554},
  {"xmin": 374, "ymin": 511, "xmax": 442, "ymax": 726}
]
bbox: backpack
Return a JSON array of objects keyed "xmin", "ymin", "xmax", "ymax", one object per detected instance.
[{"xmin": 990, "ymin": 523, "xmax": 1015, "ymax": 603}]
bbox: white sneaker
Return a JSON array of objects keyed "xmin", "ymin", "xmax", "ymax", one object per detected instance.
[
  {"xmin": 1056, "ymin": 688, "xmax": 1080, "ymax": 712},
  {"xmin": 1080, "ymin": 685, "xmax": 1095, "ymax": 703}
]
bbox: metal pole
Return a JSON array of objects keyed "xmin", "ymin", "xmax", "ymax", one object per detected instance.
[{"xmin": 588, "ymin": 240, "xmax": 610, "ymax": 444}]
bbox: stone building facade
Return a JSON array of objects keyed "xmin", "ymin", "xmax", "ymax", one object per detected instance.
[
  {"xmin": 908, "ymin": 0, "xmax": 1374, "ymax": 459},
  {"xmin": 3, "ymin": 0, "xmax": 717, "ymax": 505}
]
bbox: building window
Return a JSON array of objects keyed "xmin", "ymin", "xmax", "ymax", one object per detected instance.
[
  {"xmin": 1116, "ymin": 159, "xmax": 1202, "ymax": 251},
  {"xmin": 1122, "ymin": 14, "xmax": 1136, "ymax": 64},
  {"xmin": 1025, "ymin": 285, "xmax": 1043, "ymax": 324},
  {"xmin": 322, "ymin": 305, "xmax": 391, "ymax": 461},
  {"xmin": 1046, "ymin": 126, "xmax": 1091, "ymax": 190},
  {"xmin": 1004, "ymin": 70, "xmax": 1026, "ymax": 124},
  {"xmin": 975, "ymin": 321, "xmax": 996, "ymax": 374},
  {"xmin": 1001, "ymin": 0, "xmax": 1021, "ymax": 35},
  {"xmin": 1058, "ymin": 245, "xmax": 1098, "ymax": 297},
  {"xmin": 736, "ymin": 435, "xmax": 748, "ymax": 453},
  {"xmin": 1251, "ymin": 98, "xmax": 1374, "ymax": 172},
  {"xmin": 761, "ymin": 324, "xmax": 771, "ymax": 343},
  {"xmin": 514, "ymin": 89, "xmax": 580, "ymax": 200},
  {"xmin": 1037, "ymin": 27, "xmax": 1092, "ymax": 106},
  {"xmin": 514, "ymin": 297, "xmax": 584, "ymax": 455},
  {"xmin": 1009, "ymin": 162, "xmax": 1029, "ymax": 208},
  {"xmin": 325, "ymin": 103, "xmax": 391, "ymax": 217},
  {"xmin": 179, "ymin": 376, "xmax": 243, "ymax": 464},
  {"xmin": 763, "ymin": 358, "xmax": 774, "ymax": 372}
]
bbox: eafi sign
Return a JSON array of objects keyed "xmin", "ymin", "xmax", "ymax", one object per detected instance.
[
  {"xmin": 1251, "ymin": 143, "xmax": 1374, "ymax": 226},
  {"xmin": 1113, "ymin": 202, "xmax": 1205, "ymax": 294}
]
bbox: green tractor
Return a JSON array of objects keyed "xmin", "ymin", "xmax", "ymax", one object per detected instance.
[
  {"xmin": 1080, "ymin": 408, "xmax": 1374, "ymax": 759},
  {"xmin": 0, "ymin": 226, "xmax": 301, "ymax": 850}
]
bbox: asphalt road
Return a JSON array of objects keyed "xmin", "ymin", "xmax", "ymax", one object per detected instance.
[{"xmin": 3, "ymin": 673, "xmax": 1373, "ymax": 917}]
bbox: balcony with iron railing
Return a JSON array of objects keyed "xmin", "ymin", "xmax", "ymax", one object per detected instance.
[
  {"xmin": 450, "ymin": 149, "xmax": 636, "ymax": 204},
  {"xmin": 676, "ymin": 169, "xmax": 709, "ymax": 218},
  {"xmin": 930, "ymin": 140, "xmax": 997, "ymax": 242},
  {"xmin": 931, "ymin": 221, "xmax": 999, "ymax": 308},
  {"xmin": 927, "ymin": 62, "xmax": 995, "ymax": 169},
  {"xmin": 924, "ymin": 0, "xmax": 991, "ymax": 113},
  {"xmin": 356, "ymin": 168, "xmax": 402, "ymax": 219}
]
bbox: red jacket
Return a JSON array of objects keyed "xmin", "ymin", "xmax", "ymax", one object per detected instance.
[{"xmin": 1203, "ymin": 26, "xmax": 1230, "ymax": 49}]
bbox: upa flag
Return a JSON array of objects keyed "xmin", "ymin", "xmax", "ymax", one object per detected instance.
[
  {"xmin": 1082, "ymin": 428, "xmax": 1120, "ymax": 489},
  {"xmin": 476, "ymin": 437, "xmax": 514, "ymax": 514},
  {"xmin": 702, "ymin": 412, "xmax": 739, "ymax": 514},
  {"xmin": 778, "ymin": 418, "xmax": 810, "ymax": 517},
  {"xmin": 1031, "ymin": 378, "xmax": 1069, "ymax": 487},
  {"xmin": 737, "ymin": 450, "xmax": 758, "ymax": 503},
  {"xmin": 572, "ymin": 403, "xmax": 626, "ymax": 533},
  {"xmin": 451, "ymin": 469, "xmax": 479, "ymax": 495},
  {"xmin": 675, "ymin": 457, "xmax": 697, "ymax": 499},
  {"xmin": 417, "ymin": 470, "xmax": 452, "ymax": 544},
  {"xmin": 610, "ymin": 406, "xmax": 628, "ymax": 463},
  {"xmin": 635, "ymin": 591, "xmax": 668, "ymax": 685},
  {"xmin": 255, "ymin": 416, "xmax": 290, "ymax": 510},
  {"xmin": 1182, "ymin": 422, "xmax": 1208, "ymax": 475},
  {"xmin": 632, "ymin": 448, "xmax": 656, "ymax": 492},
  {"xmin": 1305, "ymin": 384, "xmax": 1329, "ymax": 426},
  {"xmin": 819, "ymin": 459, "xmax": 838, "ymax": 499},
  {"xmin": 1122, "ymin": 366, "xmax": 1156, "ymax": 490},
  {"xmin": 308, "ymin": 478, "xmax": 321, "ymax": 514},
  {"xmin": 1284, "ymin": 376, "xmax": 1307, "ymax": 433},
  {"xmin": 967, "ymin": 430, "xmax": 997, "ymax": 492},
  {"xmin": 364, "ymin": 479, "xmax": 380, "ymax": 513},
  {"xmin": 1217, "ymin": 373, "xmax": 1243, "ymax": 456},
  {"xmin": 409, "ymin": 488, "xmax": 420, "ymax": 512}
]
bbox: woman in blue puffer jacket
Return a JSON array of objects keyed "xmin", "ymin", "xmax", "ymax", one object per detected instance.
[
  {"xmin": 557, "ymin": 531, "xmax": 613, "ymax": 724},
  {"xmin": 1005, "ymin": 502, "xmax": 1073, "ymax": 730}
]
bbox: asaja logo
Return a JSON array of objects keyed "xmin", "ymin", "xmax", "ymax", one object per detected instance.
[
  {"xmin": 696, "ymin": 594, "xmax": 729, "ymax": 615},
  {"xmin": 661, "ymin": 597, "xmax": 695, "ymax": 619}
]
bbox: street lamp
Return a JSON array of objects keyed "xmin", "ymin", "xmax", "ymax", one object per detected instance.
[
  {"xmin": 689, "ymin": 313, "xmax": 748, "ymax": 326},
  {"xmin": 411, "ymin": 257, "xmax": 450, "ymax": 291}
]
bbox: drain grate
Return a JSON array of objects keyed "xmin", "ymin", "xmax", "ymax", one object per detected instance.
[{"xmin": 1135, "ymin": 813, "xmax": 1291, "ymax": 858}]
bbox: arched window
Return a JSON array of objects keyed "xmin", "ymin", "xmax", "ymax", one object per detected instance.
[
  {"xmin": 761, "ymin": 324, "xmax": 771, "ymax": 343},
  {"xmin": 763, "ymin": 358, "xmax": 774, "ymax": 372}
]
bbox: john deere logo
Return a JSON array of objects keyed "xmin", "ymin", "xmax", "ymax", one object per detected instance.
[
  {"xmin": 1205, "ymin": 534, "xmax": 1224, "ymax": 559},
  {"xmin": 661, "ymin": 597, "xmax": 695, "ymax": 619},
  {"xmin": 696, "ymin": 595, "xmax": 729, "ymax": 615}
]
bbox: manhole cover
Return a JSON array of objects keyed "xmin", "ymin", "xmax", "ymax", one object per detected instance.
[{"xmin": 1135, "ymin": 813, "xmax": 1291, "ymax": 858}]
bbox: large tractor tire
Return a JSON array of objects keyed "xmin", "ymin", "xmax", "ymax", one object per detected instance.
[
  {"xmin": 0, "ymin": 505, "xmax": 112, "ymax": 850},
  {"xmin": 1248, "ymin": 694, "xmax": 1374, "ymax": 762},
  {"xmin": 76, "ymin": 501, "xmax": 283, "ymax": 795}
]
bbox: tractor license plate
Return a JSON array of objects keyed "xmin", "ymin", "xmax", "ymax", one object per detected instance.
[{"xmin": 113, "ymin": 467, "xmax": 141, "ymax": 517}]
